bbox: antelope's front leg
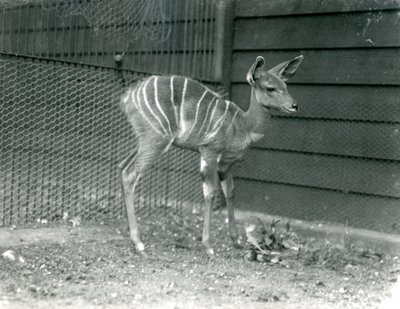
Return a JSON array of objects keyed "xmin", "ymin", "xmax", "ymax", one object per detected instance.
[
  {"xmin": 120, "ymin": 162, "xmax": 144, "ymax": 253},
  {"xmin": 219, "ymin": 163, "xmax": 240, "ymax": 248},
  {"xmin": 199, "ymin": 154, "xmax": 219, "ymax": 256}
]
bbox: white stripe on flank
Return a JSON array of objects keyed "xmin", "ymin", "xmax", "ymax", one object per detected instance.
[
  {"xmin": 186, "ymin": 89, "xmax": 208, "ymax": 137},
  {"xmin": 206, "ymin": 100, "xmax": 230, "ymax": 139},
  {"xmin": 181, "ymin": 78, "xmax": 188, "ymax": 105},
  {"xmin": 130, "ymin": 87, "xmax": 138, "ymax": 109},
  {"xmin": 226, "ymin": 109, "xmax": 239, "ymax": 134},
  {"xmin": 142, "ymin": 77, "xmax": 168, "ymax": 135},
  {"xmin": 203, "ymin": 98, "xmax": 220, "ymax": 137},
  {"xmin": 122, "ymin": 91, "xmax": 130, "ymax": 105},
  {"xmin": 138, "ymin": 79, "xmax": 165, "ymax": 136},
  {"xmin": 131, "ymin": 83, "xmax": 143, "ymax": 111},
  {"xmin": 196, "ymin": 96, "xmax": 217, "ymax": 139},
  {"xmin": 154, "ymin": 76, "xmax": 173, "ymax": 136},
  {"xmin": 170, "ymin": 76, "xmax": 178, "ymax": 126},
  {"xmin": 170, "ymin": 76, "xmax": 175, "ymax": 105},
  {"xmin": 179, "ymin": 78, "xmax": 189, "ymax": 134}
]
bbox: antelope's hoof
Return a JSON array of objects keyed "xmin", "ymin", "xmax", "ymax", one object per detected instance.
[
  {"xmin": 233, "ymin": 242, "xmax": 243, "ymax": 250},
  {"xmin": 204, "ymin": 245, "xmax": 215, "ymax": 257},
  {"xmin": 232, "ymin": 238, "xmax": 243, "ymax": 249},
  {"xmin": 135, "ymin": 242, "xmax": 145, "ymax": 253}
]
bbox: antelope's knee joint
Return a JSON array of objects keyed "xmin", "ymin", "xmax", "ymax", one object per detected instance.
[
  {"xmin": 226, "ymin": 191, "xmax": 234, "ymax": 199},
  {"xmin": 200, "ymin": 161, "xmax": 210, "ymax": 179},
  {"xmin": 121, "ymin": 168, "xmax": 129, "ymax": 180},
  {"xmin": 121, "ymin": 169, "xmax": 135, "ymax": 187},
  {"xmin": 202, "ymin": 182, "xmax": 217, "ymax": 201},
  {"xmin": 218, "ymin": 171, "xmax": 227, "ymax": 181}
]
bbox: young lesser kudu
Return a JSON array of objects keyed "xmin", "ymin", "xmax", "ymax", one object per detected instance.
[{"xmin": 120, "ymin": 55, "xmax": 304, "ymax": 256}]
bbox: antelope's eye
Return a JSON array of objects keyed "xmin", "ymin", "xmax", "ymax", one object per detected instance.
[{"xmin": 266, "ymin": 86, "xmax": 276, "ymax": 92}]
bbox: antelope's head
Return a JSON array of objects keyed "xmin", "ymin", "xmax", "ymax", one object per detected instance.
[{"xmin": 246, "ymin": 55, "xmax": 303, "ymax": 113}]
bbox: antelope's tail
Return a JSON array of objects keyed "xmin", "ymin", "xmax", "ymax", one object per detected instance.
[
  {"xmin": 114, "ymin": 53, "xmax": 126, "ymax": 88},
  {"xmin": 119, "ymin": 78, "xmax": 145, "ymax": 115}
]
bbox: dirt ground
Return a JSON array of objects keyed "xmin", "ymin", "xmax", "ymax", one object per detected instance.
[{"xmin": 0, "ymin": 211, "xmax": 399, "ymax": 309}]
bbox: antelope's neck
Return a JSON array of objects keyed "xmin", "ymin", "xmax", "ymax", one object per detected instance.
[{"xmin": 244, "ymin": 88, "xmax": 271, "ymax": 139}]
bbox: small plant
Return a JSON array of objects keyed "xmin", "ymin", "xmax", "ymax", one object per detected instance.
[{"xmin": 244, "ymin": 218, "xmax": 301, "ymax": 263}]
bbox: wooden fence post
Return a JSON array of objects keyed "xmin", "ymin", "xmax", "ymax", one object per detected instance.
[{"xmin": 214, "ymin": 0, "xmax": 235, "ymax": 98}]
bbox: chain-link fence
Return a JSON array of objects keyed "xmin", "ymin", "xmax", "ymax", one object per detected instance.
[
  {"xmin": 0, "ymin": 54, "xmax": 206, "ymax": 226},
  {"xmin": 0, "ymin": 0, "xmax": 218, "ymax": 79},
  {"xmin": 0, "ymin": 0, "xmax": 221, "ymax": 226}
]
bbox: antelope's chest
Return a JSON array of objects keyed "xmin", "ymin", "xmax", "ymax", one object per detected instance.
[
  {"xmin": 249, "ymin": 132, "xmax": 265, "ymax": 143},
  {"xmin": 219, "ymin": 139, "xmax": 253, "ymax": 163},
  {"xmin": 219, "ymin": 132, "xmax": 263, "ymax": 162}
]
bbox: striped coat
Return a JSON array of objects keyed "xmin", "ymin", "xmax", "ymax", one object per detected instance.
[{"xmin": 121, "ymin": 75, "xmax": 253, "ymax": 159}]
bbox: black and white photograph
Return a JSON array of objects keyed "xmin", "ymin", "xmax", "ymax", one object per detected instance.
[{"xmin": 0, "ymin": 0, "xmax": 399, "ymax": 308}]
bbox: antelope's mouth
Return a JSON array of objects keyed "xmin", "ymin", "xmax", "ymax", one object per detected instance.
[{"xmin": 282, "ymin": 106, "xmax": 298, "ymax": 113}]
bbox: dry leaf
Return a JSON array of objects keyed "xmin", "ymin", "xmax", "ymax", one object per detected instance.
[{"xmin": 2, "ymin": 250, "xmax": 16, "ymax": 261}]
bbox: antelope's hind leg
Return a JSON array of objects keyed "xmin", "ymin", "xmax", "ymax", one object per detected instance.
[
  {"xmin": 199, "ymin": 149, "xmax": 219, "ymax": 256},
  {"xmin": 218, "ymin": 161, "xmax": 240, "ymax": 248},
  {"xmin": 119, "ymin": 138, "xmax": 170, "ymax": 253}
]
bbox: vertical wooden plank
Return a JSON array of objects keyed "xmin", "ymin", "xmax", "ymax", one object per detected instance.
[
  {"xmin": 24, "ymin": 4, "xmax": 31, "ymax": 55},
  {"xmin": 52, "ymin": 2, "xmax": 59, "ymax": 58},
  {"xmin": 171, "ymin": 0, "xmax": 179, "ymax": 74},
  {"xmin": 160, "ymin": 5, "xmax": 166, "ymax": 74},
  {"xmin": 84, "ymin": 14, "xmax": 92, "ymax": 64},
  {"xmin": 186, "ymin": 0, "xmax": 195, "ymax": 76},
  {"xmin": 153, "ymin": 2, "xmax": 161, "ymax": 73},
  {"xmin": 207, "ymin": 0, "xmax": 215, "ymax": 81},
  {"xmin": 165, "ymin": 0, "xmax": 174, "ymax": 74},
  {"xmin": 70, "ymin": 15, "xmax": 77, "ymax": 61},
  {"xmin": 1, "ymin": 6, "xmax": 5, "ymax": 52},
  {"xmin": 201, "ymin": 0, "xmax": 210, "ymax": 80},
  {"xmin": 192, "ymin": 0, "xmax": 200, "ymax": 78},
  {"xmin": 8, "ymin": 6, "xmax": 14, "ymax": 53},
  {"xmin": 181, "ymin": 0, "xmax": 189, "ymax": 75},
  {"xmin": 21, "ymin": 5, "xmax": 29, "ymax": 55},
  {"xmin": 76, "ymin": 16, "xmax": 86, "ymax": 63},
  {"xmin": 60, "ymin": 10, "xmax": 68, "ymax": 60},
  {"xmin": 214, "ymin": 0, "xmax": 234, "ymax": 90},
  {"xmin": 135, "ymin": 35, "xmax": 142, "ymax": 72},
  {"xmin": 15, "ymin": 5, "xmax": 22, "ymax": 55},
  {"xmin": 38, "ymin": 2, "xmax": 45, "ymax": 57},
  {"xmin": 30, "ymin": 5, "xmax": 38, "ymax": 56},
  {"xmin": 94, "ymin": 20, "xmax": 102, "ymax": 65},
  {"xmin": 45, "ymin": 2, "xmax": 51, "ymax": 58},
  {"xmin": 99, "ymin": 21, "xmax": 107, "ymax": 66}
]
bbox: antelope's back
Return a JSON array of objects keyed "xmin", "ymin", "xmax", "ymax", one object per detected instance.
[{"xmin": 121, "ymin": 75, "xmax": 240, "ymax": 147}]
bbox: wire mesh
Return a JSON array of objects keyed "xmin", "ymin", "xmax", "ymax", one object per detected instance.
[
  {"xmin": 0, "ymin": 0, "xmax": 221, "ymax": 226},
  {"xmin": 42, "ymin": 0, "xmax": 171, "ymax": 43},
  {"xmin": 0, "ymin": 54, "xmax": 205, "ymax": 226},
  {"xmin": 0, "ymin": 0, "xmax": 217, "ymax": 80}
]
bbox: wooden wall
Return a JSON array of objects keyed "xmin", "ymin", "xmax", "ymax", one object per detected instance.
[
  {"xmin": 0, "ymin": 0, "xmax": 219, "ymax": 81},
  {"xmin": 231, "ymin": 0, "xmax": 400, "ymax": 234}
]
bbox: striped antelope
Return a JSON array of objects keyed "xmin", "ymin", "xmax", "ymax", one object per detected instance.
[{"xmin": 120, "ymin": 55, "xmax": 304, "ymax": 256}]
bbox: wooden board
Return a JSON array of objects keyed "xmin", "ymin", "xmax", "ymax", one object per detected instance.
[
  {"xmin": 231, "ymin": 49, "xmax": 400, "ymax": 85},
  {"xmin": 234, "ymin": 11, "xmax": 400, "ymax": 49},
  {"xmin": 233, "ymin": 149, "xmax": 400, "ymax": 198},
  {"xmin": 0, "ymin": 0, "xmax": 215, "ymax": 29},
  {"xmin": 234, "ymin": 178, "xmax": 400, "ymax": 234},
  {"xmin": 235, "ymin": 0, "xmax": 400, "ymax": 17},
  {"xmin": 1, "ymin": 21, "xmax": 214, "ymax": 55},
  {"xmin": 251, "ymin": 118, "xmax": 400, "ymax": 161},
  {"xmin": 231, "ymin": 84, "xmax": 400, "ymax": 123}
]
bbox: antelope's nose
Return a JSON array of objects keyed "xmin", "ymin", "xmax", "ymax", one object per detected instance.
[{"xmin": 291, "ymin": 103, "xmax": 298, "ymax": 111}]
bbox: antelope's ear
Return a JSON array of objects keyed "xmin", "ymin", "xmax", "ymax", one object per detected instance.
[
  {"xmin": 246, "ymin": 56, "xmax": 265, "ymax": 86},
  {"xmin": 269, "ymin": 55, "xmax": 304, "ymax": 82}
]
